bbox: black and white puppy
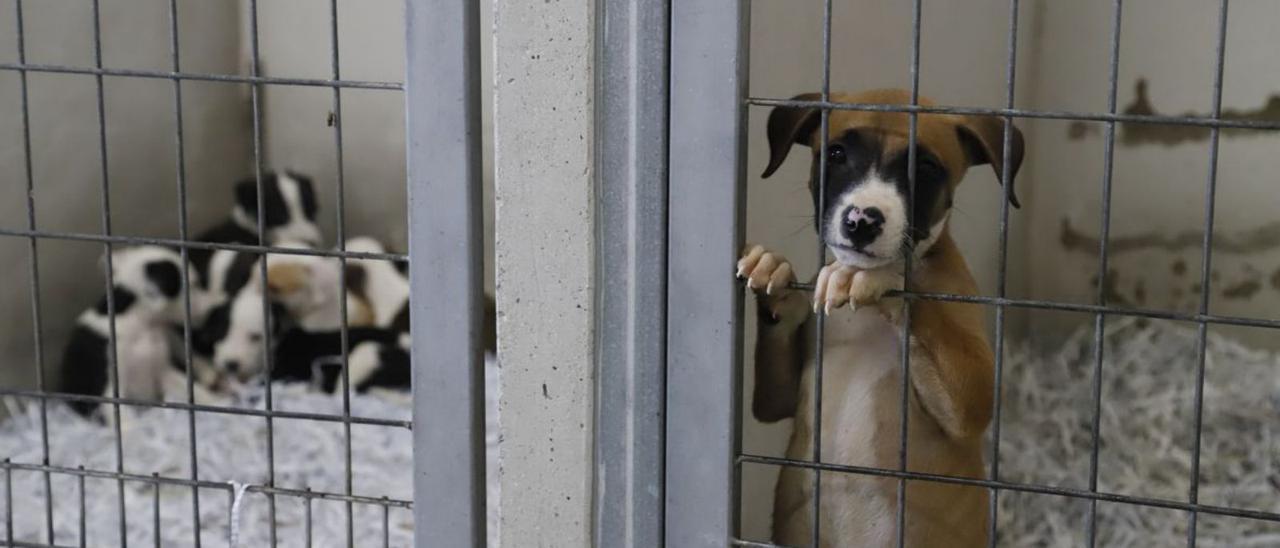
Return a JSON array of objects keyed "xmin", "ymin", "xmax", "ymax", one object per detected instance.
[
  {"xmin": 186, "ymin": 248, "xmax": 260, "ymax": 379},
  {"xmin": 189, "ymin": 248, "xmax": 258, "ymax": 324},
  {"xmin": 250, "ymin": 237, "xmax": 409, "ymax": 392},
  {"xmin": 196, "ymin": 268, "xmax": 287, "ymax": 383},
  {"xmin": 343, "ymin": 237, "xmax": 410, "ymax": 330},
  {"xmin": 60, "ymin": 246, "xmax": 213, "ymax": 418},
  {"xmin": 189, "ymin": 171, "xmax": 322, "ymax": 280},
  {"xmin": 272, "ymin": 326, "xmax": 408, "ymax": 393},
  {"xmin": 199, "ymin": 241, "xmax": 376, "ymax": 383}
]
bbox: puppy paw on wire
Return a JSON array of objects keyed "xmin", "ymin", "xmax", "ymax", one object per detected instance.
[
  {"xmin": 737, "ymin": 244, "xmax": 807, "ymax": 327},
  {"xmin": 813, "ymin": 262, "xmax": 903, "ymax": 319}
]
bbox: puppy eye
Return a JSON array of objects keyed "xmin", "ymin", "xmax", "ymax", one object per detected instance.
[
  {"xmin": 826, "ymin": 144, "xmax": 846, "ymax": 163},
  {"xmin": 915, "ymin": 158, "xmax": 944, "ymax": 179},
  {"xmin": 249, "ymin": 333, "xmax": 263, "ymax": 343}
]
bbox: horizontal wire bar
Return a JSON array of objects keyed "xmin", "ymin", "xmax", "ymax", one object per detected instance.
[
  {"xmin": 0, "ymin": 540, "xmax": 82, "ymax": 548},
  {"xmin": 738, "ymin": 454, "xmax": 1280, "ymax": 524},
  {"xmin": 0, "ymin": 62, "xmax": 402, "ymax": 91},
  {"xmin": 779, "ymin": 281, "xmax": 1280, "ymax": 330},
  {"xmin": 746, "ymin": 97, "xmax": 1280, "ymax": 132},
  {"xmin": 0, "ymin": 461, "xmax": 411, "ymax": 509},
  {"xmin": 0, "ymin": 228, "xmax": 406, "ymax": 263},
  {"xmin": 0, "ymin": 389, "xmax": 411, "ymax": 429},
  {"xmin": 730, "ymin": 539, "xmax": 797, "ymax": 548}
]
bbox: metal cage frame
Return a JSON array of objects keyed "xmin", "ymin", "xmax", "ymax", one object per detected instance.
[{"xmin": 0, "ymin": 0, "xmax": 484, "ymax": 546}]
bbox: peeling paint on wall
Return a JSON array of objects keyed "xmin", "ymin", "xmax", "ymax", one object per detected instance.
[
  {"xmin": 1067, "ymin": 79, "xmax": 1280, "ymax": 145},
  {"xmin": 1222, "ymin": 279, "xmax": 1262, "ymax": 299},
  {"xmin": 1057, "ymin": 217, "xmax": 1280, "ymax": 313},
  {"xmin": 1060, "ymin": 218, "xmax": 1280, "ymax": 256}
]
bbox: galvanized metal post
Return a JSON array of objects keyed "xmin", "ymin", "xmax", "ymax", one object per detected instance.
[
  {"xmin": 594, "ymin": 0, "xmax": 670, "ymax": 546},
  {"xmin": 666, "ymin": 0, "xmax": 749, "ymax": 545},
  {"xmin": 405, "ymin": 0, "xmax": 485, "ymax": 545}
]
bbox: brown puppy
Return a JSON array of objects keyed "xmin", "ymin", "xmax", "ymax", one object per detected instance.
[{"xmin": 738, "ymin": 89, "xmax": 1023, "ymax": 547}]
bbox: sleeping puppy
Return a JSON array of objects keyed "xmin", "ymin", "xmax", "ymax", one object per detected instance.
[
  {"xmin": 199, "ymin": 243, "xmax": 376, "ymax": 384},
  {"xmin": 196, "ymin": 264, "xmax": 286, "ymax": 384},
  {"xmin": 60, "ymin": 246, "xmax": 216, "ymax": 418},
  {"xmin": 740, "ymin": 90, "xmax": 1022, "ymax": 547},
  {"xmin": 269, "ymin": 293, "xmax": 497, "ymax": 394},
  {"xmin": 189, "ymin": 171, "xmax": 322, "ymax": 280},
  {"xmin": 188, "ymin": 248, "xmax": 258, "ymax": 325},
  {"xmin": 262, "ymin": 240, "xmax": 378, "ymax": 331},
  {"xmin": 342, "ymin": 237, "xmax": 409, "ymax": 329},
  {"xmin": 272, "ymin": 327, "xmax": 406, "ymax": 393}
]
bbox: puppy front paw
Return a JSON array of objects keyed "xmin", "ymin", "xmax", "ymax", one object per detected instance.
[
  {"xmin": 737, "ymin": 244, "xmax": 795, "ymax": 296},
  {"xmin": 814, "ymin": 262, "xmax": 904, "ymax": 319},
  {"xmin": 737, "ymin": 244, "xmax": 806, "ymax": 327},
  {"xmin": 852, "ymin": 267, "xmax": 905, "ymax": 322}
]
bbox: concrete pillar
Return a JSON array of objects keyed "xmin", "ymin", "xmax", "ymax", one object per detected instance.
[{"xmin": 492, "ymin": 0, "xmax": 595, "ymax": 545}]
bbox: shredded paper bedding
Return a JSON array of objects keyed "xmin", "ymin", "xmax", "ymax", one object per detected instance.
[{"xmin": 2, "ymin": 319, "xmax": 1278, "ymax": 546}]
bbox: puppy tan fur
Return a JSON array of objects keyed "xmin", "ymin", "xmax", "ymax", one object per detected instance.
[{"xmin": 740, "ymin": 89, "xmax": 1023, "ymax": 547}]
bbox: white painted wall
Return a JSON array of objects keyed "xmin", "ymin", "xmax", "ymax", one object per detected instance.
[
  {"xmin": 0, "ymin": 0, "xmax": 249, "ymax": 393},
  {"xmin": 1021, "ymin": 0, "xmax": 1280, "ymax": 349},
  {"xmin": 251, "ymin": 0, "xmax": 496, "ymax": 293}
]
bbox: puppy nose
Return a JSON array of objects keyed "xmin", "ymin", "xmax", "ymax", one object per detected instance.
[
  {"xmin": 226, "ymin": 361, "xmax": 241, "ymax": 374},
  {"xmin": 841, "ymin": 206, "xmax": 885, "ymax": 248}
]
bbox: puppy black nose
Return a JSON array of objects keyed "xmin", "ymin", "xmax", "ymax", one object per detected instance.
[
  {"xmin": 841, "ymin": 206, "xmax": 885, "ymax": 248},
  {"xmin": 226, "ymin": 361, "xmax": 241, "ymax": 374}
]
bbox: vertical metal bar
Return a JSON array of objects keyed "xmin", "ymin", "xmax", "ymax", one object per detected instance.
[
  {"xmin": 326, "ymin": 0, "xmax": 355, "ymax": 544},
  {"xmin": 810, "ymin": 0, "xmax": 834, "ymax": 544},
  {"xmin": 405, "ymin": 0, "xmax": 485, "ymax": 545},
  {"xmin": 153, "ymin": 474, "xmax": 162, "ymax": 548},
  {"xmin": 988, "ymin": 0, "xmax": 1018, "ymax": 540},
  {"xmin": 1187, "ymin": 2, "xmax": 1231, "ymax": 545},
  {"xmin": 4, "ymin": 460, "xmax": 11, "ymax": 546},
  {"xmin": 226, "ymin": 490, "xmax": 235, "ymax": 546},
  {"xmin": 78, "ymin": 467, "xmax": 86, "ymax": 548},
  {"xmin": 593, "ymin": 0, "xmax": 670, "ymax": 546},
  {"xmin": 987, "ymin": 1, "xmax": 1021, "ymax": 545},
  {"xmin": 1085, "ymin": 2, "xmax": 1124, "ymax": 545},
  {"xmin": 164, "ymin": 0, "xmax": 203, "ymax": 543},
  {"xmin": 896, "ymin": 1, "xmax": 924, "ymax": 546},
  {"xmin": 244, "ymin": 1, "xmax": 278, "ymax": 544},
  {"xmin": 12, "ymin": 1, "xmax": 54, "ymax": 542},
  {"xmin": 304, "ymin": 489, "xmax": 313, "ymax": 548},
  {"xmin": 87, "ymin": 0, "xmax": 128, "ymax": 543},
  {"xmin": 666, "ymin": 0, "xmax": 748, "ymax": 545},
  {"xmin": 383, "ymin": 499, "xmax": 391, "ymax": 548}
]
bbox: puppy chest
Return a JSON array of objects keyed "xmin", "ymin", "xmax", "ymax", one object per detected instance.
[{"xmin": 793, "ymin": 309, "xmax": 905, "ymax": 468}]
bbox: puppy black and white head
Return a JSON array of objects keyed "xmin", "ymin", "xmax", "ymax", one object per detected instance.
[
  {"xmin": 230, "ymin": 171, "xmax": 322, "ymax": 247},
  {"xmin": 197, "ymin": 267, "xmax": 286, "ymax": 383},
  {"xmin": 103, "ymin": 246, "xmax": 189, "ymax": 324},
  {"xmin": 763, "ymin": 90, "xmax": 1024, "ymax": 269},
  {"xmin": 193, "ymin": 171, "xmax": 321, "ymax": 250},
  {"xmin": 61, "ymin": 246, "xmax": 189, "ymax": 416}
]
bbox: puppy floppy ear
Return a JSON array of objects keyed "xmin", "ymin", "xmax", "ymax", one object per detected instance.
[
  {"xmin": 955, "ymin": 116, "xmax": 1025, "ymax": 208},
  {"xmin": 234, "ymin": 179, "xmax": 259, "ymax": 213},
  {"xmin": 762, "ymin": 92, "xmax": 824, "ymax": 179}
]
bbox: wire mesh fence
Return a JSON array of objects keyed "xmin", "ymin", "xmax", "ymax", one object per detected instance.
[
  {"xmin": 729, "ymin": 0, "xmax": 1280, "ymax": 547},
  {"xmin": 0, "ymin": 0, "xmax": 483, "ymax": 545}
]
